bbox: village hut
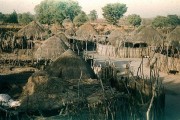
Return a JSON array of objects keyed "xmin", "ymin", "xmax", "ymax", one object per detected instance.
[
  {"xmin": 64, "ymin": 28, "xmax": 76, "ymax": 38},
  {"xmin": 75, "ymin": 23, "xmax": 98, "ymax": 41},
  {"xmin": 107, "ymin": 28, "xmax": 133, "ymax": 47},
  {"xmin": 34, "ymin": 36, "xmax": 68, "ymax": 60},
  {"xmin": 50, "ymin": 24, "xmax": 64, "ymax": 34},
  {"xmin": 62, "ymin": 19, "xmax": 74, "ymax": 29},
  {"xmin": 133, "ymin": 26, "xmax": 164, "ymax": 46},
  {"xmin": 166, "ymin": 26, "xmax": 180, "ymax": 49},
  {"xmin": 17, "ymin": 21, "xmax": 46, "ymax": 40},
  {"xmin": 46, "ymin": 49, "xmax": 95, "ymax": 79}
]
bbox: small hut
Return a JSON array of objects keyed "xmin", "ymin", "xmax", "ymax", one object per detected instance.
[
  {"xmin": 75, "ymin": 23, "xmax": 98, "ymax": 41},
  {"xmin": 107, "ymin": 28, "xmax": 133, "ymax": 47},
  {"xmin": 134, "ymin": 26, "xmax": 164, "ymax": 46},
  {"xmin": 62, "ymin": 19, "xmax": 74, "ymax": 30},
  {"xmin": 166, "ymin": 26, "xmax": 180, "ymax": 49},
  {"xmin": 17, "ymin": 21, "xmax": 46, "ymax": 40},
  {"xmin": 46, "ymin": 49, "xmax": 95, "ymax": 79},
  {"xmin": 34, "ymin": 36, "xmax": 68, "ymax": 60}
]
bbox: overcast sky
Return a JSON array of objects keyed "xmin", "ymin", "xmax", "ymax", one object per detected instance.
[{"xmin": 0, "ymin": 0, "xmax": 180, "ymax": 18}]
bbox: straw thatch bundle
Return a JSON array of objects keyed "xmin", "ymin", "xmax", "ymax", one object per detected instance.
[
  {"xmin": 166, "ymin": 26, "xmax": 180, "ymax": 48},
  {"xmin": 17, "ymin": 21, "xmax": 46, "ymax": 39},
  {"xmin": 75, "ymin": 23, "xmax": 98, "ymax": 40},
  {"xmin": 34, "ymin": 36, "xmax": 68, "ymax": 60},
  {"xmin": 46, "ymin": 49, "xmax": 95, "ymax": 79},
  {"xmin": 134, "ymin": 26, "xmax": 164, "ymax": 46},
  {"xmin": 107, "ymin": 28, "xmax": 132, "ymax": 47}
]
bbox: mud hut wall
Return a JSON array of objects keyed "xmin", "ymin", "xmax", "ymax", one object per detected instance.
[
  {"xmin": 97, "ymin": 43, "xmax": 150, "ymax": 58},
  {"xmin": 156, "ymin": 53, "xmax": 180, "ymax": 72}
]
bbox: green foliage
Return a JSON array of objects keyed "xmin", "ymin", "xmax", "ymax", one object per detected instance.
[
  {"xmin": 152, "ymin": 16, "xmax": 169, "ymax": 28},
  {"xmin": 4, "ymin": 10, "xmax": 18, "ymax": 23},
  {"xmin": 167, "ymin": 15, "xmax": 180, "ymax": 27},
  {"xmin": 127, "ymin": 14, "xmax": 142, "ymax": 27},
  {"xmin": 88, "ymin": 10, "xmax": 98, "ymax": 21},
  {"xmin": 18, "ymin": 12, "xmax": 33, "ymax": 24},
  {"xmin": 152, "ymin": 15, "xmax": 180, "ymax": 28},
  {"xmin": 35, "ymin": 0, "xmax": 81, "ymax": 24},
  {"xmin": 102, "ymin": 3, "xmax": 127, "ymax": 25},
  {"xmin": 0, "ymin": 12, "xmax": 5, "ymax": 22},
  {"xmin": 73, "ymin": 12, "xmax": 89, "ymax": 27}
]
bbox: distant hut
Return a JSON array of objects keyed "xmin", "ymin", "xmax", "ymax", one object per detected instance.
[
  {"xmin": 50, "ymin": 24, "xmax": 64, "ymax": 35},
  {"xmin": 107, "ymin": 28, "xmax": 133, "ymax": 47},
  {"xmin": 62, "ymin": 19, "xmax": 74, "ymax": 30},
  {"xmin": 134, "ymin": 26, "xmax": 164, "ymax": 46},
  {"xmin": 46, "ymin": 49, "xmax": 95, "ymax": 79},
  {"xmin": 17, "ymin": 21, "xmax": 46, "ymax": 40},
  {"xmin": 166, "ymin": 26, "xmax": 180, "ymax": 49},
  {"xmin": 64, "ymin": 28, "xmax": 76, "ymax": 38},
  {"xmin": 75, "ymin": 23, "xmax": 98, "ymax": 41},
  {"xmin": 34, "ymin": 36, "xmax": 68, "ymax": 60}
]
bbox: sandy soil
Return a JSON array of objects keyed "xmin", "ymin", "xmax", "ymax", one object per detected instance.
[{"xmin": 87, "ymin": 51, "xmax": 180, "ymax": 120}]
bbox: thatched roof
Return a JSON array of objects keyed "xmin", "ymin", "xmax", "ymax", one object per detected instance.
[
  {"xmin": 64, "ymin": 28, "xmax": 76, "ymax": 37},
  {"xmin": 166, "ymin": 26, "xmax": 180, "ymax": 48},
  {"xmin": 50, "ymin": 24, "xmax": 64, "ymax": 34},
  {"xmin": 46, "ymin": 49, "xmax": 95, "ymax": 79},
  {"xmin": 134, "ymin": 26, "xmax": 164, "ymax": 46},
  {"xmin": 107, "ymin": 28, "xmax": 132, "ymax": 47},
  {"xmin": 75, "ymin": 23, "xmax": 98, "ymax": 40},
  {"xmin": 17, "ymin": 21, "xmax": 45, "ymax": 39},
  {"xmin": 62, "ymin": 19, "xmax": 74, "ymax": 29},
  {"xmin": 34, "ymin": 36, "xmax": 68, "ymax": 60}
]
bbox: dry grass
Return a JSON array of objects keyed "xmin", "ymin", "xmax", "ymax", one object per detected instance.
[{"xmin": 34, "ymin": 36, "xmax": 68, "ymax": 60}]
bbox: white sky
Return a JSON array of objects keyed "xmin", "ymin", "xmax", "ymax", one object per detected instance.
[{"xmin": 0, "ymin": 0, "xmax": 180, "ymax": 18}]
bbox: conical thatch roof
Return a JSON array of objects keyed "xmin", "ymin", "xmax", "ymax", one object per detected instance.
[
  {"xmin": 166, "ymin": 26, "xmax": 180, "ymax": 48},
  {"xmin": 34, "ymin": 36, "xmax": 68, "ymax": 60},
  {"xmin": 134, "ymin": 26, "xmax": 163, "ymax": 46},
  {"xmin": 75, "ymin": 23, "xmax": 98, "ymax": 40},
  {"xmin": 46, "ymin": 49, "xmax": 95, "ymax": 79},
  {"xmin": 107, "ymin": 28, "xmax": 132, "ymax": 47},
  {"xmin": 50, "ymin": 24, "xmax": 64, "ymax": 34},
  {"xmin": 17, "ymin": 21, "xmax": 45, "ymax": 39},
  {"xmin": 64, "ymin": 28, "xmax": 76, "ymax": 38},
  {"xmin": 62, "ymin": 19, "xmax": 74, "ymax": 29}
]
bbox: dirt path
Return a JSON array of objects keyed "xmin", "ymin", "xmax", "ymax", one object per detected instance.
[{"xmin": 88, "ymin": 52, "xmax": 180, "ymax": 120}]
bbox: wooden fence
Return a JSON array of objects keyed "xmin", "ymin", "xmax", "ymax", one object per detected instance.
[{"xmin": 97, "ymin": 43, "xmax": 154, "ymax": 58}]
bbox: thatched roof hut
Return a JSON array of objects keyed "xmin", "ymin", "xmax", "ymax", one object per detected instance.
[
  {"xmin": 62, "ymin": 19, "xmax": 74, "ymax": 29},
  {"xmin": 17, "ymin": 21, "xmax": 46, "ymax": 39},
  {"xmin": 34, "ymin": 36, "xmax": 68, "ymax": 60},
  {"xmin": 50, "ymin": 24, "xmax": 64, "ymax": 34},
  {"xmin": 75, "ymin": 23, "xmax": 98, "ymax": 41},
  {"xmin": 46, "ymin": 49, "xmax": 95, "ymax": 79},
  {"xmin": 166, "ymin": 26, "xmax": 180, "ymax": 48},
  {"xmin": 107, "ymin": 28, "xmax": 132, "ymax": 47},
  {"xmin": 134, "ymin": 26, "xmax": 164, "ymax": 46},
  {"xmin": 64, "ymin": 28, "xmax": 76, "ymax": 38}
]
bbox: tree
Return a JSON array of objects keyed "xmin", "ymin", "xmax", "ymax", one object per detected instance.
[
  {"xmin": 5, "ymin": 10, "xmax": 18, "ymax": 23},
  {"xmin": 152, "ymin": 16, "xmax": 169, "ymax": 28},
  {"xmin": 167, "ymin": 15, "xmax": 180, "ymax": 27},
  {"xmin": 0, "ymin": 12, "xmax": 5, "ymax": 22},
  {"xmin": 88, "ymin": 10, "xmax": 98, "ymax": 21},
  {"xmin": 127, "ymin": 14, "xmax": 142, "ymax": 27},
  {"xmin": 102, "ymin": 3, "xmax": 127, "ymax": 25},
  {"xmin": 73, "ymin": 11, "xmax": 89, "ymax": 27},
  {"xmin": 18, "ymin": 12, "xmax": 34, "ymax": 24},
  {"xmin": 35, "ymin": 0, "xmax": 81, "ymax": 24}
]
